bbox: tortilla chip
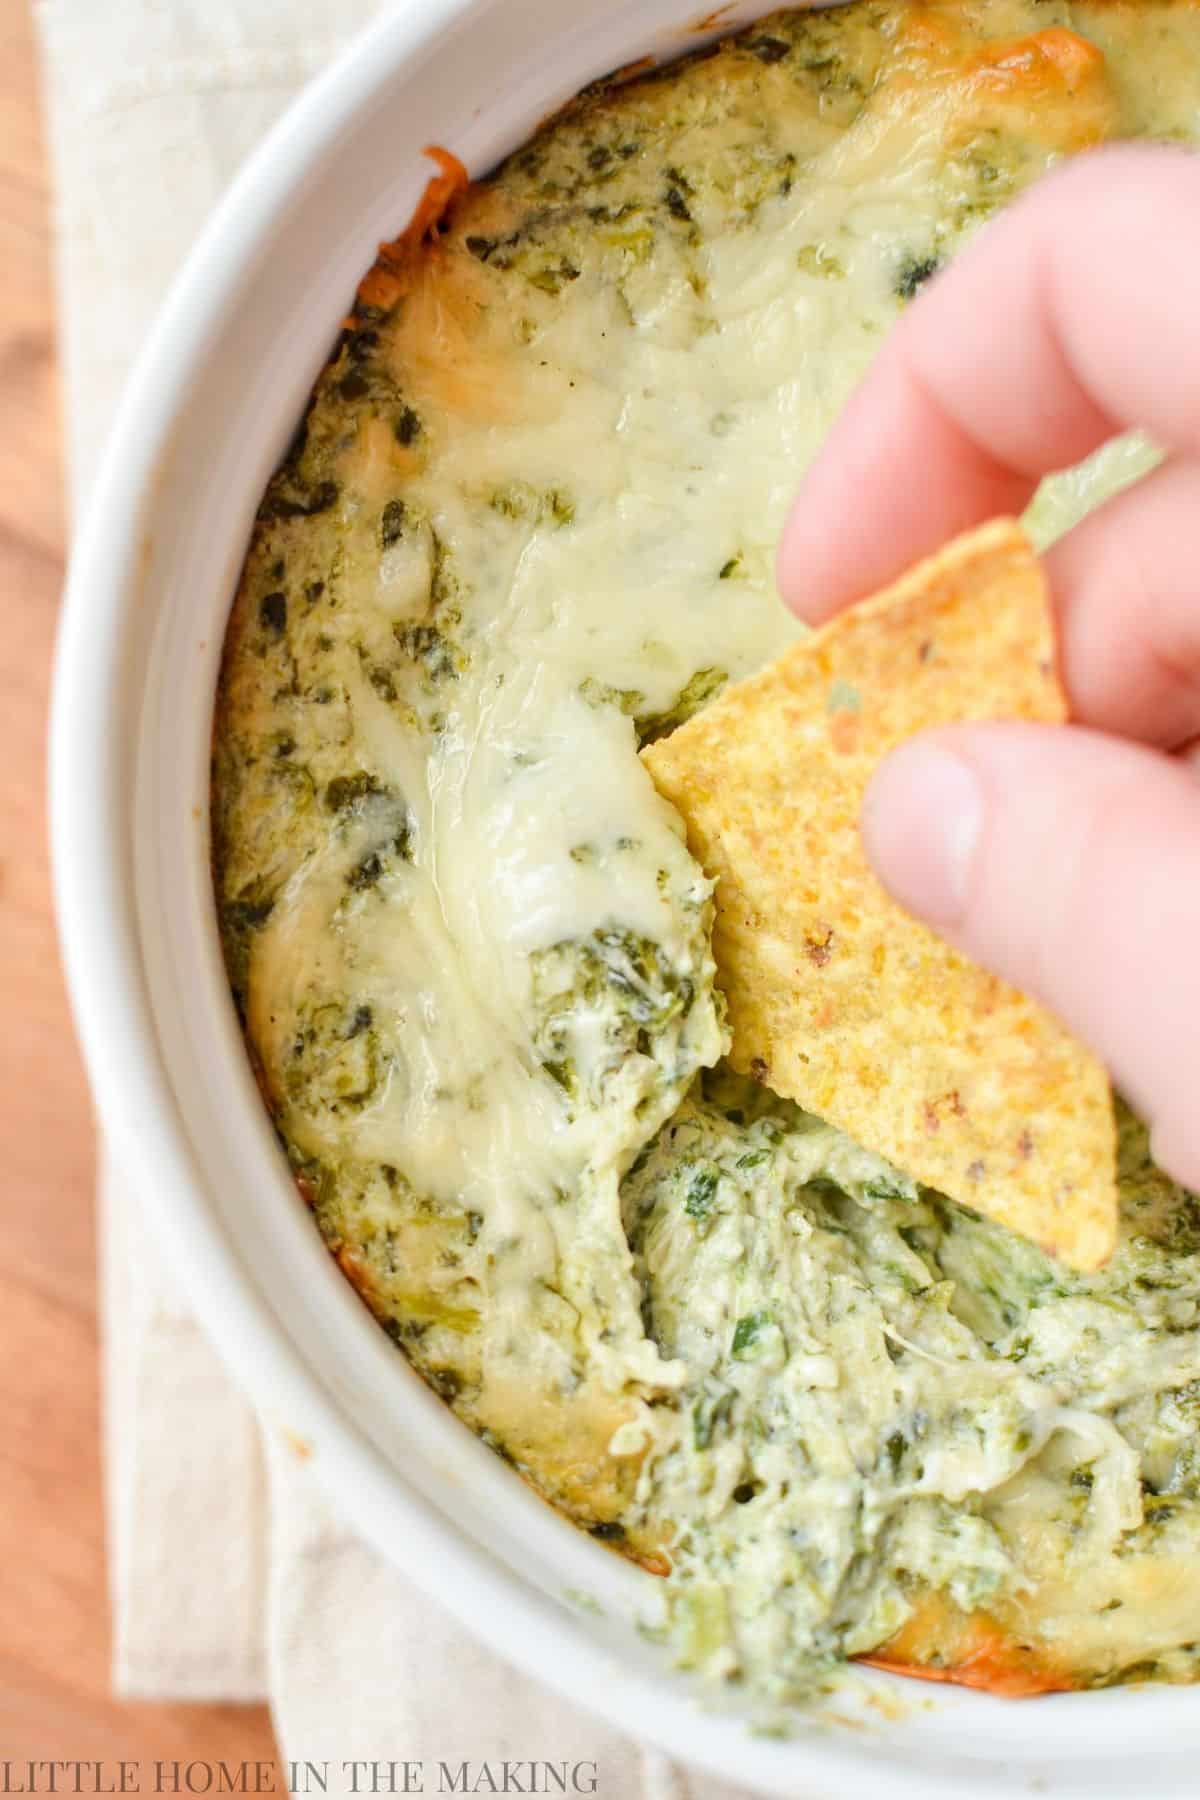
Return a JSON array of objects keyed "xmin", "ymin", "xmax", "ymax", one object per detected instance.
[{"xmin": 642, "ymin": 519, "xmax": 1116, "ymax": 1269}]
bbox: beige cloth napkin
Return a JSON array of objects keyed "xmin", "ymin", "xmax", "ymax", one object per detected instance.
[{"xmin": 36, "ymin": 4, "xmax": 746, "ymax": 1792}]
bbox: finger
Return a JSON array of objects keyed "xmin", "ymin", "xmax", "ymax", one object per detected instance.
[
  {"xmin": 778, "ymin": 144, "xmax": 1200, "ymax": 622},
  {"xmin": 1045, "ymin": 457, "xmax": 1200, "ymax": 748},
  {"xmin": 861, "ymin": 721, "xmax": 1200, "ymax": 1190}
]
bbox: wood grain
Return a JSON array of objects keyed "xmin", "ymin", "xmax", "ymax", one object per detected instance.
[{"xmin": 0, "ymin": 0, "xmax": 280, "ymax": 1769}]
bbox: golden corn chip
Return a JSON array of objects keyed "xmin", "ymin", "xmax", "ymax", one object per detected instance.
[{"xmin": 642, "ymin": 519, "xmax": 1116, "ymax": 1269}]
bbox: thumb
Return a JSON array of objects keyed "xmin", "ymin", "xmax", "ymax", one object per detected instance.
[{"xmin": 861, "ymin": 722, "xmax": 1200, "ymax": 1191}]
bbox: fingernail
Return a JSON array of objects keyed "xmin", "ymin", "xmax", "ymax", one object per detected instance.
[{"xmin": 861, "ymin": 740, "xmax": 983, "ymax": 927}]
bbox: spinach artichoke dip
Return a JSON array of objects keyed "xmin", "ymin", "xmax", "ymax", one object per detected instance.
[{"xmin": 213, "ymin": 0, "xmax": 1200, "ymax": 1704}]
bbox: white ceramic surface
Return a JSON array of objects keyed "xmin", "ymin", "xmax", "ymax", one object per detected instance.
[{"xmin": 50, "ymin": 3, "xmax": 1200, "ymax": 1793}]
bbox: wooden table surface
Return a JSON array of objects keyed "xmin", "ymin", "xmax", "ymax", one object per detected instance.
[{"xmin": 0, "ymin": 0, "xmax": 280, "ymax": 1767}]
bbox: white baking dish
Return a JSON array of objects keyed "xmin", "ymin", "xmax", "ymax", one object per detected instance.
[{"xmin": 50, "ymin": 1, "xmax": 1200, "ymax": 1791}]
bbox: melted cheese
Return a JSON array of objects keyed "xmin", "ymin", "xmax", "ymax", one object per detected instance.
[{"xmin": 214, "ymin": 0, "xmax": 1200, "ymax": 1694}]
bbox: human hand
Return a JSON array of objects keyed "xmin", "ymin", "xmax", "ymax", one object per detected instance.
[{"xmin": 776, "ymin": 145, "xmax": 1200, "ymax": 1190}]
